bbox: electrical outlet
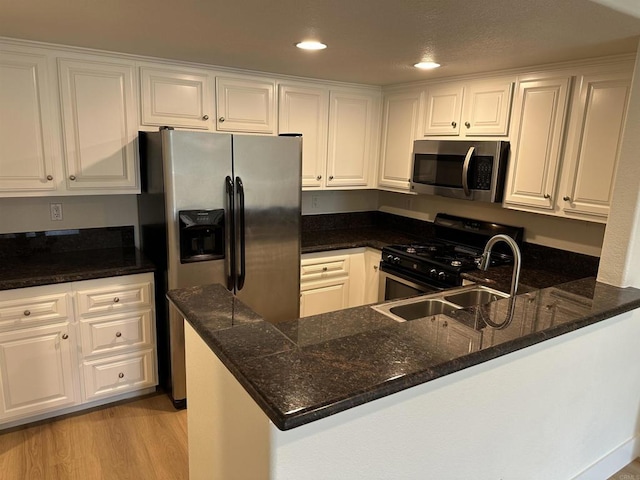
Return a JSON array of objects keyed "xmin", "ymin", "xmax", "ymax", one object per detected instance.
[
  {"xmin": 50, "ymin": 203, "xmax": 63, "ymax": 221},
  {"xmin": 311, "ymin": 195, "xmax": 320, "ymax": 210}
]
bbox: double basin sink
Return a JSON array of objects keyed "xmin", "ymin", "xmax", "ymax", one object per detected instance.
[{"xmin": 372, "ymin": 285, "xmax": 509, "ymax": 323}]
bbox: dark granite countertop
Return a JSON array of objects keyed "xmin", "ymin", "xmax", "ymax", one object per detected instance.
[
  {"xmin": 0, "ymin": 247, "xmax": 155, "ymax": 290},
  {"xmin": 168, "ymin": 277, "xmax": 640, "ymax": 431},
  {"xmin": 0, "ymin": 227, "xmax": 155, "ymax": 290},
  {"xmin": 301, "ymin": 227, "xmax": 421, "ymax": 254}
]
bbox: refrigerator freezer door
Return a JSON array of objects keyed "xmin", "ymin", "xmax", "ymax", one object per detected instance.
[
  {"xmin": 161, "ymin": 129, "xmax": 233, "ymax": 403},
  {"xmin": 163, "ymin": 129, "xmax": 232, "ymax": 291},
  {"xmin": 232, "ymin": 135, "xmax": 302, "ymax": 322}
]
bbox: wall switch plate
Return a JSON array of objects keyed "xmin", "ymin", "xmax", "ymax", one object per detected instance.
[{"xmin": 50, "ymin": 203, "xmax": 63, "ymax": 221}]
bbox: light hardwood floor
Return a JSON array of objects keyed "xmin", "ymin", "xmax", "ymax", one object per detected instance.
[{"xmin": 0, "ymin": 393, "xmax": 188, "ymax": 480}]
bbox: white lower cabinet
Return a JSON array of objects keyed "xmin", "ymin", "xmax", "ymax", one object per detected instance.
[
  {"xmin": 0, "ymin": 273, "xmax": 157, "ymax": 428},
  {"xmin": 0, "ymin": 322, "xmax": 78, "ymax": 421},
  {"xmin": 300, "ymin": 248, "xmax": 381, "ymax": 317}
]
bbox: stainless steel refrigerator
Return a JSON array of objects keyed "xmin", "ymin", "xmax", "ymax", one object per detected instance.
[{"xmin": 137, "ymin": 128, "xmax": 301, "ymax": 408}]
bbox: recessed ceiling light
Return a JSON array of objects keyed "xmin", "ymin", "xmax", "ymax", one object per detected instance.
[
  {"xmin": 414, "ymin": 61, "xmax": 441, "ymax": 70},
  {"xmin": 296, "ymin": 41, "xmax": 327, "ymax": 50}
]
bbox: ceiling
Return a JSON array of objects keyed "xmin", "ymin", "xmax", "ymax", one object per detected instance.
[{"xmin": 1, "ymin": 0, "xmax": 640, "ymax": 86}]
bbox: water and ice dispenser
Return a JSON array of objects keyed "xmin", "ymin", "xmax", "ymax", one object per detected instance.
[{"xmin": 178, "ymin": 209, "xmax": 225, "ymax": 263}]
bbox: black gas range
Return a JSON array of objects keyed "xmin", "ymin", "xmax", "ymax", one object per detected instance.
[{"xmin": 379, "ymin": 214, "xmax": 523, "ymax": 300}]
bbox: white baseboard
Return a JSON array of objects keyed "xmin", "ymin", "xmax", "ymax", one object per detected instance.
[{"xmin": 572, "ymin": 434, "xmax": 640, "ymax": 480}]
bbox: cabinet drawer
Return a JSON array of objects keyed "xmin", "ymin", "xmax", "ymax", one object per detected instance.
[
  {"xmin": 80, "ymin": 310, "xmax": 153, "ymax": 357},
  {"xmin": 301, "ymin": 256, "xmax": 349, "ymax": 281},
  {"xmin": 82, "ymin": 349, "xmax": 156, "ymax": 401},
  {"xmin": 76, "ymin": 282, "xmax": 152, "ymax": 316},
  {"xmin": 0, "ymin": 293, "xmax": 69, "ymax": 330}
]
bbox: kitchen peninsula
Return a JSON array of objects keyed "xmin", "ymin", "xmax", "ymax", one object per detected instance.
[{"xmin": 169, "ymin": 272, "xmax": 640, "ymax": 479}]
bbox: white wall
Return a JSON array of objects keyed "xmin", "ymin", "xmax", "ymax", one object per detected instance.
[
  {"xmin": 379, "ymin": 191, "xmax": 606, "ymax": 256},
  {"xmin": 598, "ymin": 45, "xmax": 640, "ymax": 288},
  {"xmin": 272, "ymin": 308, "xmax": 640, "ymax": 480},
  {"xmin": 0, "ymin": 195, "xmax": 139, "ymax": 244}
]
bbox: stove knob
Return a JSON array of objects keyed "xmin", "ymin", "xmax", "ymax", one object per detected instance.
[
  {"xmin": 393, "ymin": 256, "xmax": 401, "ymax": 264},
  {"xmin": 438, "ymin": 271, "xmax": 447, "ymax": 281},
  {"xmin": 429, "ymin": 269, "xmax": 438, "ymax": 278},
  {"xmin": 386, "ymin": 254, "xmax": 394, "ymax": 262}
]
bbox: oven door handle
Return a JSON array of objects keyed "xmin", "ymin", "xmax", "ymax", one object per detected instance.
[{"xmin": 462, "ymin": 146, "xmax": 475, "ymax": 197}]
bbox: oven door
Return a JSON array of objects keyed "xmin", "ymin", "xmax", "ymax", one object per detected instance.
[{"xmin": 378, "ymin": 267, "xmax": 444, "ymax": 302}]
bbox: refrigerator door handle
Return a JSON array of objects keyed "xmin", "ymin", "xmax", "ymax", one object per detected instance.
[
  {"xmin": 236, "ymin": 176, "xmax": 246, "ymax": 291},
  {"xmin": 225, "ymin": 175, "xmax": 235, "ymax": 291}
]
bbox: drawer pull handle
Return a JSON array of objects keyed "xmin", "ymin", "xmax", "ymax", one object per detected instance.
[
  {"xmin": 62, "ymin": 333, "xmax": 69, "ymax": 340},
  {"xmin": 113, "ymin": 297, "xmax": 120, "ymax": 303},
  {"xmin": 24, "ymin": 310, "xmax": 31, "ymax": 316},
  {"xmin": 322, "ymin": 267, "xmax": 328, "ymax": 272},
  {"xmin": 118, "ymin": 372, "xmax": 124, "ymax": 379},
  {"xmin": 115, "ymin": 331, "xmax": 122, "ymax": 338}
]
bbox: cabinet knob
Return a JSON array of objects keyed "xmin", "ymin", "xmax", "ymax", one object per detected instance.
[
  {"xmin": 563, "ymin": 196, "xmax": 571, "ymax": 202},
  {"xmin": 442, "ymin": 321, "xmax": 448, "ymax": 327},
  {"xmin": 118, "ymin": 372, "xmax": 125, "ymax": 379},
  {"xmin": 202, "ymin": 114, "xmax": 209, "ymax": 120},
  {"xmin": 373, "ymin": 265, "xmax": 379, "ymax": 271},
  {"xmin": 316, "ymin": 175, "xmax": 322, "ymax": 180},
  {"xmin": 69, "ymin": 175, "xmax": 76, "ymax": 181},
  {"xmin": 23, "ymin": 310, "xmax": 31, "ymax": 317},
  {"xmin": 465, "ymin": 122, "xmax": 471, "ymax": 128},
  {"xmin": 219, "ymin": 116, "xmax": 225, "ymax": 123},
  {"xmin": 62, "ymin": 333, "xmax": 69, "ymax": 340},
  {"xmin": 322, "ymin": 266, "xmax": 328, "ymax": 272},
  {"xmin": 115, "ymin": 331, "xmax": 122, "ymax": 338},
  {"xmin": 113, "ymin": 297, "xmax": 120, "ymax": 303},
  {"xmin": 451, "ymin": 121, "xmax": 457, "ymax": 128},
  {"xmin": 329, "ymin": 175, "xmax": 334, "ymax": 181},
  {"xmin": 46, "ymin": 175, "xmax": 53, "ymax": 181},
  {"xmin": 543, "ymin": 193, "xmax": 551, "ymax": 199}
]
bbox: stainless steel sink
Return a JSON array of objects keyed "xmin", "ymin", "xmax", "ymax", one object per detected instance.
[
  {"xmin": 372, "ymin": 285, "xmax": 509, "ymax": 322},
  {"xmin": 389, "ymin": 299, "xmax": 461, "ymax": 321},
  {"xmin": 444, "ymin": 287, "xmax": 508, "ymax": 308}
]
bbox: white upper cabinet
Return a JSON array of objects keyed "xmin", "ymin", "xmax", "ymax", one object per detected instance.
[
  {"xmin": 378, "ymin": 90, "xmax": 421, "ymax": 192},
  {"xmin": 0, "ymin": 49, "xmax": 59, "ymax": 194},
  {"xmin": 279, "ymin": 84, "xmax": 380, "ymax": 190},
  {"xmin": 423, "ymin": 78, "xmax": 513, "ymax": 137},
  {"xmin": 503, "ymin": 75, "xmax": 572, "ymax": 210},
  {"xmin": 463, "ymin": 79, "xmax": 514, "ymax": 136},
  {"xmin": 140, "ymin": 66, "xmax": 213, "ymax": 130},
  {"xmin": 423, "ymin": 83, "xmax": 464, "ymax": 136},
  {"xmin": 58, "ymin": 57, "xmax": 139, "ymax": 193},
  {"xmin": 216, "ymin": 76, "xmax": 276, "ymax": 134},
  {"xmin": 326, "ymin": 90, "xmax": 379, "ymax": 188},
  {"xmin": 278, "ymin": 84, "xmax": 329, "ymax": 188},
  {"xmin": 559, "ymin": 70, "xmax": 631, "ymax": 221}
]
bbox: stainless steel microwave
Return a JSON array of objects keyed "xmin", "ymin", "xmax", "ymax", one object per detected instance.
[{"xmin": 410, "ymin": 140, "xmax": 509, "ymax": 202}]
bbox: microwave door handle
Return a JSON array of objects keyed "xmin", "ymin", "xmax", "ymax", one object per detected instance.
[
  {"xmin": 235, "ymin": 176, "xmax": 246, "ymax": 291},
  {"xmin": 462, "ymin": 146, "xmax": 475, "ymax": 197},
  {"xmin": 225, "ymin": 176, "xmax": 235, "ymax": 291}
]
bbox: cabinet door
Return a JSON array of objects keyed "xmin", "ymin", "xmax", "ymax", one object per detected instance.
[
  {"xmin": 300, "ymin": 278, "xmax": 350, "ymax": 317},
  {"xmin": 216, "ymin": 76, "xmax": 275, "ymax": 133},
  {"xmin": 140, "ymin": 66, "xmax": 213, "ymax": 130},
  {"xmin": 58, "ymin": 58, "xmax": 139, "ymax": 192},
  {"xmin": 0, "ymin": 323, "xmax": 77, "ymax": 420},
  {"xmin": 463, "ymin": 79, "xmax": 514, "ymax": 136},
  {"xmin": 560, "ymin": 72, "xmax": 631, "ymax": 220},
  {"xmin": 423, "ymin": 83, "xmax": 464, "ymax": 136},
  {"xmin": 326, "ymin": 90, "xmax": 378, "ymax": 188},
  {"xmin": 364, "ymin": 248, "xmax": 382, "ymax": 304},
  {"xmin": 278, "ymin": 84, "xmax": 329, "ymax": 189},
  {"xmin": 0, "ymin": 50, "xmax": 58, "ymax": 194},
  {"xmin": 504, "ymin": 76, "xmax": 571, "ymax": 210},
  {"xmin": 378, "ymin": 91, "xmax": 421, "ymax": 191}
]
